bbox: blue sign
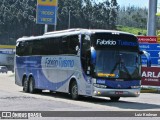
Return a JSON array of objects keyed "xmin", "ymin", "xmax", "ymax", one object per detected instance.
[
  {"xmin": 141, "ymin": 58, "xmax": 160, "ymax": 65},
  {"xmin": 141, "ymin": 51, "xmax": 160, "ymax": 58},
  {"xmin": 139, "ymin": 43, "xmax": 160, "ymax": 50},
  {"xmin": 139, "ymin": 43, "xmax": 160, "ymax": 66},
  {"xmin": 36, "ymin": 0, "xmax": 58, "ymax": 25},
  {"xmin": 37, "ymin": 5, "xmax": 57, "ymax": 25}
]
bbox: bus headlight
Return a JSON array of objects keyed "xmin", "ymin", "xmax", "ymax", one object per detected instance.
[{"xmin": 93, "ymin": 83, "xmax": 107, "ymax": 88}]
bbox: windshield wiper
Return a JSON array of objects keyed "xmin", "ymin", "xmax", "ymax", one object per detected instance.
[
  {"xmin": 110, "ymin": 61, "xmax": 132, "ymax": 78},
  {"xmin": 110, "ymin": 54, "xmax": 132, "ymax": 78}
]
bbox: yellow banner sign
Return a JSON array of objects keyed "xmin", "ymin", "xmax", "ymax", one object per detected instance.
[
  {"xmin": 37, "ymin": 0, "xmax": 58, "ymax": 6},
  {"xmin": 0, "ymin": 45, "xmax": 15, "ymax": 49},
  {"xmin": 97, "ymin": 73, "xmax": 115, "ymax": 77}
]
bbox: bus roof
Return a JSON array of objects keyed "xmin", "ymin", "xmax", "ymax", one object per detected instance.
[{"xmin": 17, "ymin": 28, "xmax": 135, "ymax": 42}]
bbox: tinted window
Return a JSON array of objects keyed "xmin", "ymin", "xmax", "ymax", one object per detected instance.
[
  {"xmin": 41, "ymin": 38, "xmax": 60, "ymax": 55},
  {"xmin": 16, "ymin": 41, "xmax": 29, "ymax": 56},
  {"xmin": 61, "ymin": 35, "xmax": 79, "ymax": 55},
  {"xmin": 81, "ymin": 35, "xmax": 91, "ymax": 71},
  {"xmin": 16, "ymin": 35, "xmax": 79, "ymax": 56}
]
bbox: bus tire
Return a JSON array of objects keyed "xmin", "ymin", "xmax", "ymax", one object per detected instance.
[
  {"xmin": 110, "ymin": 97, "xmax": 120, "ymax": 102},
  {"xmin": 71, "ymin": 81, "xmax": 79, "ymax": 100},
  {"xmin": 29, "ymin": 77, "xmax": 36, "ymax": 94},
  {"xmin": 23, "ymin": 77, "xmax": 29, "ymax": 93}
]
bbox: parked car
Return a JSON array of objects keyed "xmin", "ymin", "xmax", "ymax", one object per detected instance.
[{"xmin": 0, "ymin": 66, "xmax": 8, "ymax": 73}]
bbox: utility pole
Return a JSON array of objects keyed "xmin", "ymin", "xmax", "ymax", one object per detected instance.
[
  {"xmin": 147, "ymin": 0, "xmax": 157, "ymax": 36},
  {"xmin": 44, "ymin": 24, "xmax": 48, "ymax": 33},
  {"xmin": 68, "ymin": 10, "xmax": 71, "ymax": 29}
]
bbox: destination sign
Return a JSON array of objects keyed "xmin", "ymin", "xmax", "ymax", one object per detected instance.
[{"xmin": 93, "ymin": 33, "xmax": 139, "ymax": 51}]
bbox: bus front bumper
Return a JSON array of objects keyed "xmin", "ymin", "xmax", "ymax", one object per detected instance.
[{"xmin": 93, "ymin": 87, "xmax": 141, "ymax": 97}]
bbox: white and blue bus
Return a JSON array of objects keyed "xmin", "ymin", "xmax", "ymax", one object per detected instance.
[{"xmin": 15, "ymin": 29, "xmax": 143, "ymax": 101}]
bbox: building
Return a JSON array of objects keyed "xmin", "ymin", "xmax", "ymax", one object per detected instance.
[{"xmin": 0, "ymin": 45, "xmax": 15, "ymax": 72}]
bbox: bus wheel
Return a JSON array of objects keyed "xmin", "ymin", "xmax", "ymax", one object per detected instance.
[
  {"xmin": 29, "ymin": 77, "xmax": 36, "ymax": 94},
  {"xmin": 23, "ymin": 77, "xmax": 29, "ymax": 93},
  {"xmin": 71, "ymin": 81, "xmax": 79, "ymax": 100},
  {"xmin": 110, "ymin": 97, "xmax": 120, "ymax": 102}
]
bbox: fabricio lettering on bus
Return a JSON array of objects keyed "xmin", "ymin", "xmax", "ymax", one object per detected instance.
[{"xmin": 96, "ymin": 39, "xmax": 137, "ymax": 46}]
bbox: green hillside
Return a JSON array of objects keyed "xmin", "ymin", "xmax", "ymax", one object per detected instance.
[{"xmin": 116, "ymin": 25, "xmax": 147, "ymax": 36}]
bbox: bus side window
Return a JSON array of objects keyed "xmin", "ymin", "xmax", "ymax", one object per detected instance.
[
  {"xmin": 61, "ymin": 37, "xmax": 68, "ymax": 54},
  {"xmin": 45, "ymin": 38, "xmax": 60, "ymax": 55},
  {"xmin": 16, "ymin": 42, "xmax": 21, "ymax": 56},
  {"xmin": 16, "ymin": 41, "xmax": 27, "ymax": 56},
  {"xmin": 32, "ymin": 40, "xmax": 43, "ymax": 55},
  {"xmin": 69, "ymin": 35, "xmax": 79, "ymax": 55},
  {"xmin": 61, "ymin": 35, "xmax": 79, "ymax": 55}
]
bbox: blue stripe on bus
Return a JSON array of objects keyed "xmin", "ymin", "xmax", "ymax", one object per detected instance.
[{"xmin": 96, "ymin": 79, "xmax": 140, "ymax": 89}]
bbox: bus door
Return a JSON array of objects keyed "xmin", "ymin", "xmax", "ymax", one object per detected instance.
[{"xmin": 81, "ymin": 34, "xmax": 93, "ymax": 95}]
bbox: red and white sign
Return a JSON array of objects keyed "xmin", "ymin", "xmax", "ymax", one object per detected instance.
[
  {"xmin": 137, "ymin": 36, "xmax": 157, "ymax": 43},
  {"xmin": 141, "ymin": 67, "xmax": 160, "ymax": 86}
]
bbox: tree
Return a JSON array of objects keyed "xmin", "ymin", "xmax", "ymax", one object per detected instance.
[
  {"xmin": 117, "ymin": 6, "xmax": 148, "ymax": 29},
  {"xmin": 109, "ymin": 0, "xmax": 118, "ymax": 29},
  {"xmin": 0, "ymin": 0, "xmax": 119, "ymax": 45}
]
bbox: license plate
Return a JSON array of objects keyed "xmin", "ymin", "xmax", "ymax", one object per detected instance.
[{"xmin": 115, "ymin": 91, "xmax": 123, "ymax": 95}]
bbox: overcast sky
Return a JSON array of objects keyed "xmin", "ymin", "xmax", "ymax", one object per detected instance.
[{"xmin": 117, "ymin": 0, "xmax": 149, "ymax": 8}]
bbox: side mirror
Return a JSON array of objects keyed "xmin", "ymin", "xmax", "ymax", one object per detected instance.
[{"xmin": 141, "ymin": 50, "xmax": 151, "ymax": 67}]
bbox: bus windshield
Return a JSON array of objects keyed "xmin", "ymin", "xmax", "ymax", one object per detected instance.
[
  {"xmin": 92, "ymin": 33, "xmax": 141, "ymax": 79},
  {"xmin": 95, "ymin": 50, "xmax": 140, "ymax": 79}
]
